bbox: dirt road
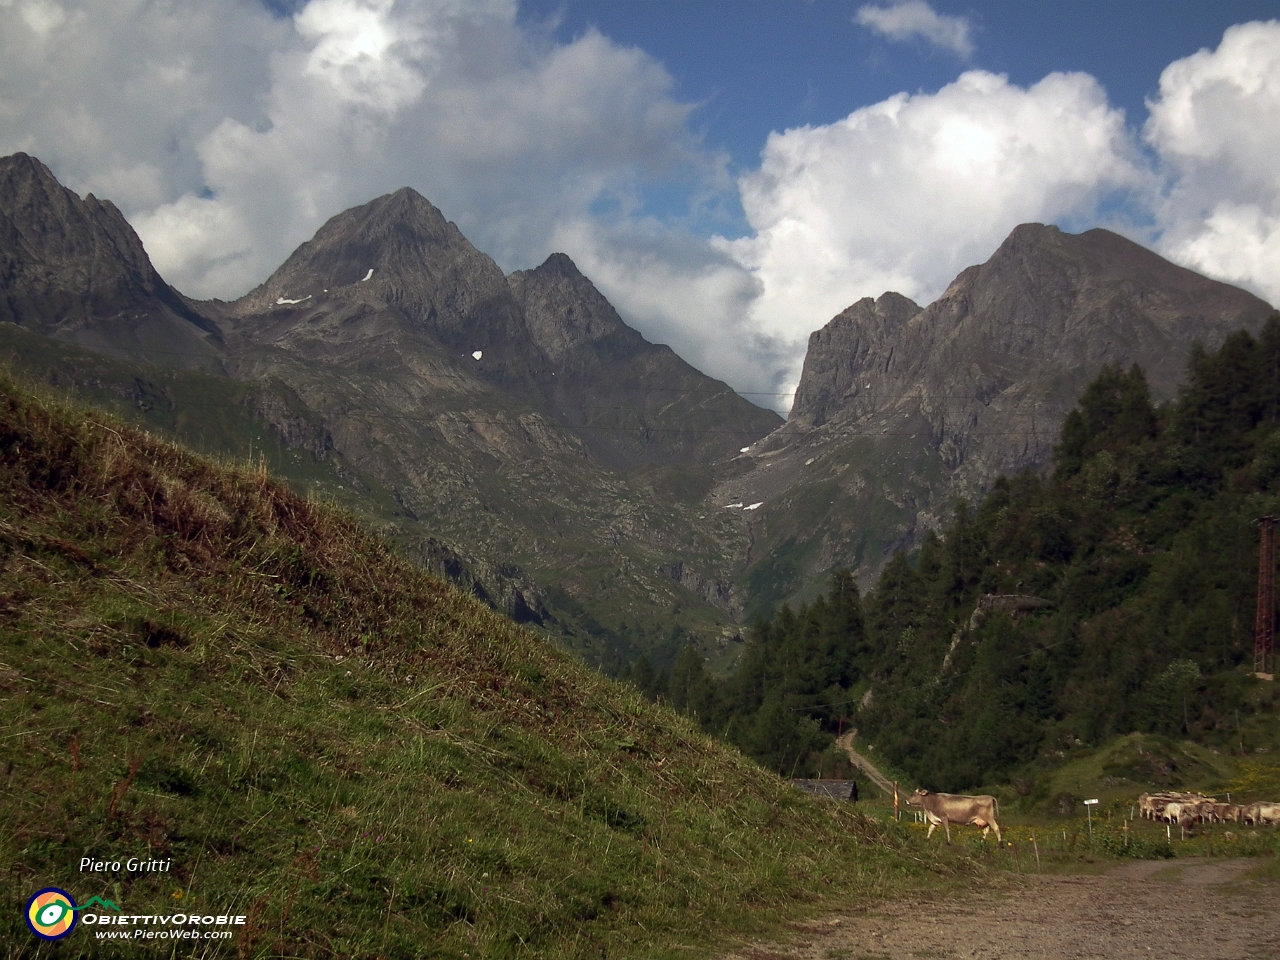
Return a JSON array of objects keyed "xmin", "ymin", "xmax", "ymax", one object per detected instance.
[
  {"xmin": 721, "ymin": 858, "xmax": 1280, "ymax": 960},
  {"xmin": 836, "ymin": 733, "xmax": 896, "ymax": 798}
]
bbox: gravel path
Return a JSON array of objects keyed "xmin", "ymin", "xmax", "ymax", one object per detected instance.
[
  {"xmin": 721, "ymin": 858, "xmax": 1280, "ymax": 960},
  {"xmin": 836, "ymin": 733, "xmax": 896, "ymax": 798}
]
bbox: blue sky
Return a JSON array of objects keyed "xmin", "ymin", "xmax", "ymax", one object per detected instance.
[
  {"xmin": 1, "ymin": 1, "xmax": 1278, "ymax": 410},
  {"xmin": 516, "ymin": 0, "xmax": 1279, "ymax": 232}
]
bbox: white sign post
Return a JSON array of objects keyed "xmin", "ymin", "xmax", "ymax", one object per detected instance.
[{"xmin": 1084, "ymin": 798, "xmax": 1100, "ymax": 842}]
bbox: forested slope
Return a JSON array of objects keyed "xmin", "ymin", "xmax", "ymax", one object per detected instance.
[{"xmin": 639, "ymin": 315, "xmax": 1280, "ymax": 795}]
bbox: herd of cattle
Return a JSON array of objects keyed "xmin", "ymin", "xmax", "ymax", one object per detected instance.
[
  {"xmin": 900, "ymin": 789, "xmax": 1280, "ymax": 843},
  {"xmin": 1140, "ymin": 792, "xmax": 1280, "ymax": 827}
]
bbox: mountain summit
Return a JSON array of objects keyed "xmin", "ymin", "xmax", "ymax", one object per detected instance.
[
  {"xmin": 228, "ymin": 185, "xmax": 779, "ymax": 467},
  {"xmin": 509, "ymin": 252, "xmax": 781, "ymax": 467},
  {"xmin": 721, "ymin": 223, "xmax": 1275, "ymax": 613},
  {"xmin": 229, "ymin": 187, "xmax": 540, "ymax": 390},
  {"xmin": 0, "ymin": 153, "xmax": 220, "ymax": 366}
]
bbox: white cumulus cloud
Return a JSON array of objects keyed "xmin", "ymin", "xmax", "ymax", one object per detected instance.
[
  {"xmin": 716, "ymin": 69, "xmax": 1152, "ymax": 398},
  {"xmin": 1146, "ymin": 20, "xmax": 1280, "ymax": 306},
  {"xmin": 855, "ymin": 0, "xmax": 974, "ymax": 58}
]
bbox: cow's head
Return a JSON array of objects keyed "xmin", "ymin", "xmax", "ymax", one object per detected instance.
[{"xmin": 905, "ymin": 789, "xmax": 928, "ymax": 806}]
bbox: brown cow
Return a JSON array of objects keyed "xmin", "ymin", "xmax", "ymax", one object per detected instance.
[
  {"xmin": 905, "ymin": 789, "xmax": 1002, "ymax": 843},
  {"xmin": 1211, "ymin": 803, "xmax": 1239, "ymax": 823},
  {"xmin": 1256, "ymin": 802, "xmax": 1280, "ymax": 825}
]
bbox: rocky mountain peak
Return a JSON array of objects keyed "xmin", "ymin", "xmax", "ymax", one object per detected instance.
[
  {"xmin": 226, "ymin": 187, "xmax": 546, "ymax": 387},
  {"xmin": 721, "ymin": 222, "xmax": 1275, "ymax": 610},
  {"xmin": 507, "ymin": 252, "xmax": 637, "ymax": 366},
  {"xmin": 790, "ymin": 291, "xmax": 923, "ymax": 426},
  {"xmin": 506, "ymin": 250, "xmax": 780, "ymax": 467},
  {"xmin": 1, "ymin": 151, "xmax": 160, "ymax": 289},
  {"xmin": 234, "ymin": 187, "xmax": 504, "ymax": 315},
  {"xmin": 533, "ymin": 251, "xmax": 582, "ymax": 279},
  {"xmin": 0, "ymin": 151, "xmax": 220, "ymax": 365}
]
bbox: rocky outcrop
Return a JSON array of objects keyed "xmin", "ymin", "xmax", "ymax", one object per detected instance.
[
  {"xmin": 509, "ymin": 252, "xmax": 783, "ymax": 468},
  {"xmin": 966, "ymin": 594, "xmax": 1053, "ymax": 631},
  {"xmin": 790, "ymin": 292, "xmax": 922, "ymax": 428},
  {"xmin": 245, "ymin": 379, "xmax": 335, "ymax": 462},
  {"xmin": 405, "ymin": 537, "xmax": 549, "ymax": 626},
  {"xmin": 659, "ymin": 561, "xmax": 739, "ymax": 615},
  {"xmin": 0, "ymin": 153, "xmax": 221, "ymax": 367}
]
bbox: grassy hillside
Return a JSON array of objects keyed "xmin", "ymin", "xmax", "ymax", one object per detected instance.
[{"xmin": 0, "ymin": 375, "xmax": 939, "ymax": 958}]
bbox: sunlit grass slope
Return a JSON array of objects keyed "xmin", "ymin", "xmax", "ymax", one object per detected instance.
[{"xmin": 0, "ymin": 376, "xmax": 928, "ymax": 959}]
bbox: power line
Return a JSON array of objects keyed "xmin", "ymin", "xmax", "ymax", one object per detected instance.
[
  {"xmin": 783, "ymin": 601, "xmax": 1156, "ymax": 713},
  {"xmin": 2, "ymin": 338, "xmax": 799, "ymax": 396},
  {"xmin": 6, "ymin": 334, "xmax": 1161, "ymax": 404}
]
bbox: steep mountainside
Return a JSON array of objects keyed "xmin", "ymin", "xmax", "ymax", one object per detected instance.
[
  {"xmin": 721, "ymin": 224, "xmax": 1275, "ymax": 616},
  {"xmin": 848, "ymin": 336, "xmax": 1280, "ymax": 792},
  {"xmin": 11, "ymin": 150, "xmax": 1275, "ymax": 676},
  {"xmin": 646, "ymin": 331, "xmax": 1280, "ymax": 800},
  {"xmin": 213, "ymin": 187, "xmax": 779, "ymax": 661},
  {"xmin": 0, "ymin": 153, "xmax": 221, "ymax": 367}
]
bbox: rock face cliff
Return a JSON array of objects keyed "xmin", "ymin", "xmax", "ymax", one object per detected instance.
[
  {"xmin": 509, "ymin": 252, "xmax": 780, "ymax": 468},
  {"xmin": 0, "ymin": 153, "xmax": 221, "ymax": 367},
  {"xmin": 720, "ymin": 224, "xmax": 1276, "ymax": 615},
  {"xmin": 790, "ymin": 292, "xmax": 924, "ymax": 428}
]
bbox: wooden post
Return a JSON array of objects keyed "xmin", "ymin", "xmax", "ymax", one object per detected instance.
[
  {"xmin": 1032, "ymin": 835, "xmax": 1041, "ymax": 872},
  {"xmin": 1256, "ymin": 516, "xmax": 1277, "ymax": 679},
  {"xmin": 893, "ymin": 781, "xmax": 899, "ymax": 821}
]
